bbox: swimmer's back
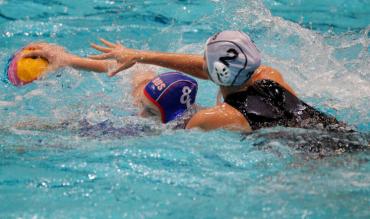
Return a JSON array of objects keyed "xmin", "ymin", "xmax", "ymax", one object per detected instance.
[{"xmin": 225, "ymin": 79, "xmax": 353, "ymax": 132}]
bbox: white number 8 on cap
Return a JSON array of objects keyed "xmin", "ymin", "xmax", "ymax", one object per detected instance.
[{"xmin": 180, "ymin": 86, "xmax": 192, "ymax": 109}]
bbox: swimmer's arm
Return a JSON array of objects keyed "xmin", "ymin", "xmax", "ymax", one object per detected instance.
[
  {"xmin": 67, "ymin": 55, "xmax": 117, "ymax": 73},
  {"xmin": 90, "ymin": 39, "xmax": 208, "ymax": 79},
  {"xmin": 136, "ymin": 52, "xmax": 208, "ymax": 79},
  {"xmin": 186, "ymin": 103, "xmax": 252, "ymax": 132},
  {"xmin": 23, "ymin": 44, "xmax": 116, "ymax": 73}
]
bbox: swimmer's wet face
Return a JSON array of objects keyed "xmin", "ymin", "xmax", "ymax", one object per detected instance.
[{"xmin": 137, "ymin": 93, "xmax": 161, "ymax": 119}]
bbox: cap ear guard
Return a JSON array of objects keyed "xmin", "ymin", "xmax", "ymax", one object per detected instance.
[{"xmin": 212, "ymin": 61, "xmax": 232, "ymax": 85}]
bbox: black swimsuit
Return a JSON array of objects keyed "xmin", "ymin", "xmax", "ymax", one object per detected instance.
[{"xmin": 225, "ymin": 79, "xmax": 353, "ymax": 132}]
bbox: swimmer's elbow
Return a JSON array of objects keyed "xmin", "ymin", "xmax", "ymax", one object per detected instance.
[
  {"xmin": 186, "ymin": 112, "xmax": 218, "ymax": 131},
  {"xmin": 186, "ymin": 113, "xmax": 207, "ymax": 130},
  {"xmin": 186, "ymin": 111, "xmax": 252, "ymax": 132}
]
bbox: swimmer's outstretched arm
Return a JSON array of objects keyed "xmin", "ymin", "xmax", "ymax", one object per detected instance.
[
  {"xmin": 67, "ymin": 55, "xmax": 116, "ymax": 73},
  {"xmin": 89, "ymin": 38, "xmax": 208, "ymax": 79},
  {"xmin": 22, "ymin": 43, "xmax": 116, "ymax": 73},
  {"xmin": 137, "ymin": 52, "xmax": 206, "ymax": 79}
]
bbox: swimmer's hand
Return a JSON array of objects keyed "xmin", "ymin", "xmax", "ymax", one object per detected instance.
[
  {"xmin": 89, "ymin": 38, "xmax": 140, "ymax": 77},
  {"xmin": 22, "ymin": 43, "xmax": 73, "ymax": 71}
]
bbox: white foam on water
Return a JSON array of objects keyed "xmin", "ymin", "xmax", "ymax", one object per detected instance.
[
  {"xmin": 228, "ymin": 0, "xmax": 369, "ymax": 125},
  {"xmin": 0, "ymin": 0, "xmax": 368, "ymax": 130},
  {"xmin": 23, "ymin": 88, "xmax": 45, "ymax": 98},
  {"xmin": 0, "ymin": 100, "xmax": 14, "ymax": 107}
]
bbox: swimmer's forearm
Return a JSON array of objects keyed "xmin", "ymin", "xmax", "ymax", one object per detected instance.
[
  {"xmin": 68, "ymin": 55, "xmax": 116, "ymax": 73},
  {"xmin": 136, "ymin": 52, "xmax": 208, "ymax": 79}
]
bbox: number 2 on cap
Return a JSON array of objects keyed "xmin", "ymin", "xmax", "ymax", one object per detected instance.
[{"xmin": 219, "ymin": 48, "xmax": 238, "ymax": 67}]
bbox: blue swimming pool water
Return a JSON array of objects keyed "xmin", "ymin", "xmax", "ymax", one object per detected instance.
[{"xmin": 0, "ymin": 0, "xmax": 369, "ymax": 218}]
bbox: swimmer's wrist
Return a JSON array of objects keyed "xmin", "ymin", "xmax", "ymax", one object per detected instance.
[
  {"xmin": 138, "ymin": 51, "xmax": 164, "ymax": 65},
  {"xmin": 134, "ymin": 51, "xmax": 153, "ymax": 64},
  {"xmin": 64, "ymin": 54, "xmax": 79, "ymax": 67}
]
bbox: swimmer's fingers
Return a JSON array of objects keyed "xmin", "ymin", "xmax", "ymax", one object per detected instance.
[
  {"xmin": 21, "ymin": 50, "xmax": 46, "ymax": 59},
  {"xmin": 99, "ymin": 38, "xmax": 116, "ymax": 48},
  {"xmin": 25, "ymin": 44, "xmax": 42, "ymax": 50},
  {"xmin": 88, "ymin": 52, "xmax": 114, "ymax": 60},
  {"xmin": 115, "ymin": 41, "xmax": 125, "ymax": 48},
  {"xmin": 25, "ymin": 42, "xmax": 48, "ymax": 50},
  {"xmin": 90, "ymin": 43, "xmax": 112, "ymax": 53},
  {"xmin": 108, "ymin": 62, "xmax": 135, "ymax": 77}
]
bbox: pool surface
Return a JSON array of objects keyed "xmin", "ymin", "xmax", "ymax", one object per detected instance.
[{"xmin": 0, "ymin": 0, "xmax": 369, "ymax": 218}]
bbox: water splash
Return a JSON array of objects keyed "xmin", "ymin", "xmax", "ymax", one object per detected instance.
[{"xmin": 0, "ymin": 1, "xmax": 369, "ymax": 218}]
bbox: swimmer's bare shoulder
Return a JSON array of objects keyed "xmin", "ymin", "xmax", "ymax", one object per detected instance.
[
  {"xmin": 250, "ymin": 65, "xmax": 296, "ymax": 95},
  {"xmin": 186, "ymin": 103, "xmax": 252, "ymax": 132}
]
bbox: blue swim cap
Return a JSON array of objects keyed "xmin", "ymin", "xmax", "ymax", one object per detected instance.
[{"xmin": 144, "ymin": 72, "xmax": 198, "ymax": 123}]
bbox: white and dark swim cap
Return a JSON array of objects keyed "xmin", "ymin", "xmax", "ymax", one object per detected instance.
[{"xmin": 205, "ymin": 30, "xmax": 261, "ymax": 86}]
